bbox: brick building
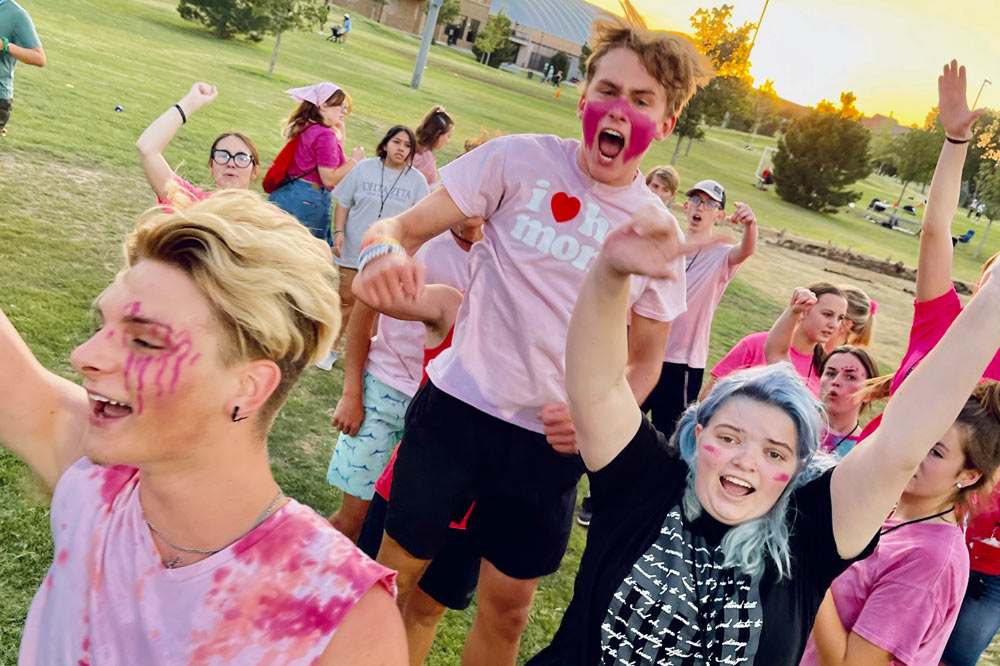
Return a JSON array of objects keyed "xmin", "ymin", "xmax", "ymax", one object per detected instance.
[{"xmin": 332, "ymin": 0, "xmax": 491, "ymax": 50}]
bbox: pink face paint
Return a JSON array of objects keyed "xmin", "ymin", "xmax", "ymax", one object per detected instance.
[
  {"xmin": 105, "ymin": 329, "xmax": 115, "ymax": 340},
  {"xmin": 773, "ymin": 473, "xmax": 790, "ymax": 483},
  {"xmin": 581, "ymin": 96, "xmax": 658, "ymax": 162},
  {"xmin": 702, "ymin": 444, "xmax": 719, "ymax": 455}
]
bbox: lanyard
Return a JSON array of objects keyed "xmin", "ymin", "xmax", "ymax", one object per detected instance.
[
  {"xmin": 378, "ymin": 162, "xmax": 407, "ymax": 218},
  {"xmin": 828, "ymin": 423, "xmax": 859, "ymax": 452},
  {"xmin": 881, "ymin": 508, "xmax": 954, "ymax": 537},
  {"xmin": 685, "ymin": 250, "xmax": 701, "ymax": 272}
]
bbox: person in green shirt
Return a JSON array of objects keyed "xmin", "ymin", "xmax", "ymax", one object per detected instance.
[{"xmin": 0, "ymin": 0, "xmax": 45, "ymax": 134}]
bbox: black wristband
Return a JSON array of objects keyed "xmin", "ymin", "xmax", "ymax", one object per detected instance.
[
  {"xmin": 174, "ymin": 103, "xmax": 187, "ymax": 124},
  {"xmin": 945, "ymin": 135, "xmax": 970, "ymax": 144}
]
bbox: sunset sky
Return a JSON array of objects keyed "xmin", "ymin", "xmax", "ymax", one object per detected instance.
[{"xmin": 585, "ymin": 0, "xmax": 997, "ymax": 126}]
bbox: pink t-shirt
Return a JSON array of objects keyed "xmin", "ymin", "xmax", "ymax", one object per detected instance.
[
  {"xmin": 367, "ymin": 231, "xmax": 471, "ymax": 397},
  {"xmin": 156, "ymin": 174, "xmax": 211, "ymax": 212},
  {"xmin": 292, "ymin": 123, "xmax": 346, "ymax": 186},
  {"xmin": 428, "ymin": 134, "xmax": 687, "ymax": 432},
  {"xmin": 663, "ymin": 242, "xmax": 739, "ymax": 368},
  {"xmin": 411, "ymin": 149, "xmax": 438, "ymax": 184},
  {"xmin": 20, "ymin": 458, "xmax": 396, "ymax": 665},
  {"xmin": 710, "ymin": 330, "xmax": 821, "ymax": 395},
  {"xmin": 800, "ymin": 521, "xmax": 968, "ymax": 665}
]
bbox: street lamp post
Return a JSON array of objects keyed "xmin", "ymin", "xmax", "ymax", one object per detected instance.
[
  {"xmin": 973, "ymin": 79, "xmax": 992, "ymax": 109},
  {"xmin": 411, "ymin": 0, "xmax": 443, "ymax": 90}
]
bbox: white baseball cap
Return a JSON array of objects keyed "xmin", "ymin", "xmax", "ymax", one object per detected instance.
[{"xmin": 685, "ymin": 179, "xmax": 726, "ymax": 208}]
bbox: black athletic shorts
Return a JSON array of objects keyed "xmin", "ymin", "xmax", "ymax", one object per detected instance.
[
  {"xmin": 359, "ymin": 493, "xmax": 480, "ymax": 610},
  {"xmin": 0, "ymin": 99, "xmax": 10, "ymax": 130},
  {"xmin": 385, "ymin": 381, "xmax": 584, "ymax": 580}
]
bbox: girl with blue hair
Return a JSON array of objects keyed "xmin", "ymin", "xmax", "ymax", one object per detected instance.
[{"xmin": 528, "ymin": 190, "xmax": 1000, "ymax": 664}]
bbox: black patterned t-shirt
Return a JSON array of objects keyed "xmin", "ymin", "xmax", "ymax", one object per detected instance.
[{"xmin": 528, "ymin": 418, "xmax": 878, "ymax": 666}]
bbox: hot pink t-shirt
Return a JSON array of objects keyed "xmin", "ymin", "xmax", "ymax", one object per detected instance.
[
  {"xmin": 367, "ymin": 232, "xmax": 471, "ymax": 397},
  {"xmin": 800, "ymin": 521, "xmax": 968, "ymax": 665},
  {"xmin": 411, "ymin": 149, "xmax": 438, "ymax": 184},
  {"xmin": 710, "ymin": 330, "xmax": 820, "ymax": 396},
  {"xmin": 20, "ymin": 458, "xmax": 396, "ymax": 665},
  {"xmin": 292, "ymin": 123, "xmax": 346, "ymax": 186},
  {"xmin": 428, "ymin": 134, "xmax": 687, "ymax": 432},
  {"xmin": 663, "ymin": 242, "xmax": 739, "ymax": 368}
]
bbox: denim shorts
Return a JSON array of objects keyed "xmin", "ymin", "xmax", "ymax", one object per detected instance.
[
  {"xmin": 941, "ymin": 570, "xmax": 1000, "ymax": 665},
  {"xmin": 268, "ymin": 178, "xmax": 333, "ymax": 245}
]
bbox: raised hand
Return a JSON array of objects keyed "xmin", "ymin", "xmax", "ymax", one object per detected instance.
[
  {"xmin": 727, "ymin": 202, "xmax": 757, "ymax": 228},
  {"xmin": 350, "ymin": 146, "xmax": 365, "ymax": 163},
  {"xmin": 938, "ymin": 60, "xmax": 986, "ymax": 140},
  {"xmin": 181, "ymin": 82, "xmax": 218, "ymax": 113},
  {"xmin": 539, "ymin": 402, "xmax": 578, "ymax": 455},
  {"xmin": 601, "ymin": 205, "xmax": 727, "ymax": 279},
  {"xmin": 352, "ymin": 252, "xmax": 425, "ymax": 310},
  {"xmin": 789, "ymin": 287, "xmax": 817, "ymax": 315}
]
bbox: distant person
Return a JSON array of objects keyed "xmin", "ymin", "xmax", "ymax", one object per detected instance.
[
  {"xmin": 411, "ymin": 105, "xmax": 454, "ymax": 184},
  {"xmin": 553, "ymin": 70, "xmax": 563, "ymax": 87},
  {"xmin": 0, "ymin": 0, "xmax": 45, "ymax": 136},
  {"xmin": 137, "ymin": 82, "xmax": 260, "ymax": 207},
  {"xmin": 541, "ymin": 63, "xmax": 552, "ymax": 83},
  {"xmin": 342, "ymin": 13, "xmax": 351, "ymax": 43},
  {"xmin": 644, "ymin": 165, "xmax": 679, "ymax": 209},
  {"xmin": 977, "ymin": 202, "xmax": 985, "ymax": 219},
  {"xmin": 968, "ymin": 197, "xmax": 979, "ymax": 218}
]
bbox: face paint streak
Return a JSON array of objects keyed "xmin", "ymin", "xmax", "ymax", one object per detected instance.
[
  {"xmin": 581, "ymin": 97, "xmax": 657, "ymax": 162},
  {"xmin": 125, "ymin": 301, "xmax": 141, "ymax": 317},
  {"xmin": 124, "ymin": 353, "xmax": 134, "ymax": 391},
  {"xmin": 703, "ymin": 444, "xmax": 719, "ymax": 455},
  {"xmin": 189, "ymin": 352, "xmax": 202, "ymax": 366},
  {"xmin": 168, "ymin": 335, "xmax": 193, "ymax": 394},
  {"xmin": 773, "ymin": 473, "xmax": 790, "ymax": 482},
  {"xmin": 105, "ymin": 329, "xmax": 115, "ymax": 340},
  {"xmin": 133, "ymin": 356, "xmax": 154, "ymax": 414}
]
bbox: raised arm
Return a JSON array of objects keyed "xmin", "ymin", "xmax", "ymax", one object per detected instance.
[
  {"xmin": 351, "ymin": 279, "xmax": 462, "ymax": 341},
  {"xmin": 916, "ymin": 61, "xmax": 986, "ymax": 302},
  {"xmin": 0, "ymin": 307, "xmax": 89, "ymax": 491},
  {"xmin": 625, "ymin": 315, "xmax": 671, "ymax": 405},
  {"xmin": 319, "ymin": 146, "xmax": 364, "ymax": 190},
  {"xmin": 353, "ymin": 187, "xmax": 470, "ymax": 309},
  {"xmin": 567, "ymin": 206, "xmax": 706, "ymax": 471},
  {"xmin": 136, "ymin": 83, "xmax": 218, "ymax": 201},
  {"xmin": 727, "ymin": 202, "xmax": 758, "ymax": 265},
  {"xmin": 830, "ymin": 265, "xmax": 1000, "ymax": 558},
  {"xmin": 763, "ymin": 287, "xmax": 816, "ymax": 364}
]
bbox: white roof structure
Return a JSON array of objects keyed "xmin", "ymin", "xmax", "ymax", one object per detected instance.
[{"xmin": 490, "ymin": 0, "xmax": 605, "ymax": 46}]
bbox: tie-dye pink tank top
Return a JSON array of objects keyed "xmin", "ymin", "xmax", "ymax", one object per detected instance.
[{"xmin": 19, "ymin": 458, "xmax": 396, "ymax": 665}]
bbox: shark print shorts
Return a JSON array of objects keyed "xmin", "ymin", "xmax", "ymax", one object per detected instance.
[{"xmin": 327, "ymin": 370, "xmax": 411, "ymax": 500}]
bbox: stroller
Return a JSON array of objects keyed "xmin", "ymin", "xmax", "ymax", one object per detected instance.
[{"xmin": 326, "ymin": 24, "xmax": 344, "ymax": 43}]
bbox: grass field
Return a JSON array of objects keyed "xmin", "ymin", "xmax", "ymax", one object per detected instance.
[{"xmin": 2, "ymin": 1, "xmax": 998, "ymax": 663}]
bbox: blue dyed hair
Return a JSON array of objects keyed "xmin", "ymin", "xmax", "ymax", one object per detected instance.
[{"xmin": 672, "ymin": 363, "xmax": 833, "ymax": 580}]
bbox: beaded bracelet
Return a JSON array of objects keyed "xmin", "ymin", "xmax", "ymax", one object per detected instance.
[{"xmin": 358, "ymin": 238, "xmax": 405, "ymax": 274}]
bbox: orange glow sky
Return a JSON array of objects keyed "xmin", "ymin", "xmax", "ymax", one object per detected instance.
[{"xmin": 586, "ymin": 0, "xmax": 997, "ymax": 126}]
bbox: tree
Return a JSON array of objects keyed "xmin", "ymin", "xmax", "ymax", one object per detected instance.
[
  {"xmin": 891, "ymin": 126, "xmax": 943, "ymax": 207},
  {"xmin": 549, "ymin": 51, "xmax": 569, "ymax": 79},
  {"xmin": 251, "ymin": 0, "xmax": 326, "ymax": 77},
  {"xmin": 975, "ymin": 160, "xmax": 1000, "ymax": 220},
  {"xmin": 177, "ymin": 0, "xmax": 269, "ymax": 41},
  {"xmin": 473, "ymin": 11, "xmax": 512, "ymax": 66},
  {"xmin": 688, "ymin": 4, "xmax": 753, "ymax": 127},
  {"xmin": 580, "ymin": 42, "xmax": 592, "ymax": 67},
  {"xmin": 773, "ymin": 111, "xmax": 872, "ymax": 212},
  {"xmin": 423, "ymin": 0, "xmax": 460, "ymax": 27},
  {"xmin": 671, "ymin": 98, "xmax": 706, "ymax": 164},
  {"xmin": 816, "ymin": 91, "xmax": 862, "ymax": 121}
]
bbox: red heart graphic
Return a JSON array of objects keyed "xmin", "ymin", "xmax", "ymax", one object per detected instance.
[{"xmin": 550, "ymin": 192, "xmax": 581, "ymax": 223}]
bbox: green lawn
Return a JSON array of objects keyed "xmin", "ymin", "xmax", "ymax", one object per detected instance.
[{"xmin": 1, "ymin": 1, "xmax": 996, "ymax": 663}]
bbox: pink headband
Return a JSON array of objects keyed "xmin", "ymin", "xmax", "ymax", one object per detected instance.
[
  {"xmin": 284, "ymin": 82, "xmax": 341, "ymax": 107},
  {"xmin": 869, "ymin": 298, "xmax": 878, "ymax": 316}
]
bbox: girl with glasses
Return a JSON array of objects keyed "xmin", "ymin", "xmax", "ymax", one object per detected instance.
[{"xmin": 137, "ymin": 82, "xmax": 260, "ymax": 208}]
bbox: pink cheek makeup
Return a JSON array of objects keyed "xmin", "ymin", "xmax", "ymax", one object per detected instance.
[
  {"xmin": 582, "ymin": 97, "xmax": 657, "ymax": 161},
  {"xmin": 772, "ymin": 473, "xmax": 790, "ymax": 483},
  {"xmin": 702, "ymin": 444, "xmax": 719, "ymax": 456}
]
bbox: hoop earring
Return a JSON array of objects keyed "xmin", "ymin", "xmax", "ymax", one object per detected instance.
[{"xmin": 231, "ymin": 406, "xmax": 249, "ymax": 423}]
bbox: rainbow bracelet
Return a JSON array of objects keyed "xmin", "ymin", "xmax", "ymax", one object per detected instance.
[{"xmin": 358, "ymin": 237, "xmax": 405, "ymax": 274}]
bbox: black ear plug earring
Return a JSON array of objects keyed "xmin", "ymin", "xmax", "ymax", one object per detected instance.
[{"xmin": 231, "ymin": 406, "xmax": 249, "ymax": 422}]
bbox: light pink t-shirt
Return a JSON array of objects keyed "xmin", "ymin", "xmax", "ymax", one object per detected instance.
[
  {"xmin": 156, "ymin": 174, "xmax": 211, "ymax": 212},
  {"xmin": 20, "ymin": 458, "xmax": 396, "ymax": 665},
  {"xmin": 663, "ymin": 242, "xmax": 739, "ymax": 368},
  {"xmin": 367, "ymin": 231, "xmax": 472, "ymax": 396},
  {"xmin": 292, "ymin": 123, "xmax": 346, "ymax": 186},
  {"xmin": 711, "ymin": 330, "xmax": 821, "ymax": 395},
  {"xmin": 428, "ymin": 134, "xmax": 687, "ymax": 432},
  {"xmin": 800, "ymin": 521, "xmax": 968, "ymax": 666},
  {"xmin": 411, "ymin": 149, "xmax": 438, "ymax": 184}
]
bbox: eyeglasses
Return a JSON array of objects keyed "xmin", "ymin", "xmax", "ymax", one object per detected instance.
[
  {"xmin": 211, "ymin": 149, "xmax": 254, "ymax": 168},
  {"xmin": 688, "ymin": 195, "xmax": 721, "ymax": 210}
]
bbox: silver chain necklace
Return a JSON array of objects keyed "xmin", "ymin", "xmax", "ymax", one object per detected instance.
[{"xmin": 147, "ymin": 488, "xmax": 285, "ymax": 569}]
